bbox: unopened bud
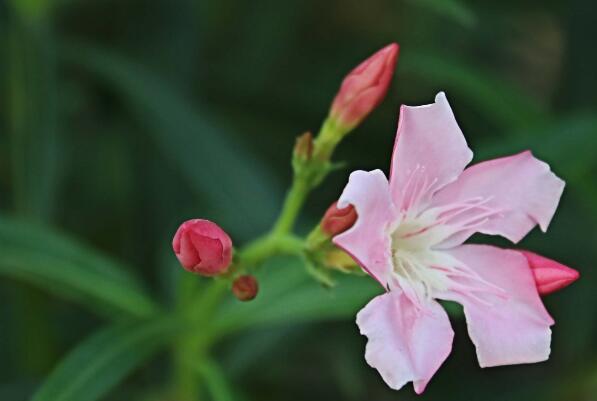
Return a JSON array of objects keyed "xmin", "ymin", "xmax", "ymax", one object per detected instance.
[
  {"xmin": 322, "ymin": 201, "xmax": 357, "ymax": 236},
  {"xmin": 324, "ymin": 248, "xmax": 360, "ymax": 273},
  {"xmin": 329, "ymin": 43, "xmax": 399, "ymax": 129},
  {"xmin": 232, "ymin": 275, "xmax": 259, "ymax": 301},
  {"xmin": 293, "ymin": 131, "xmax": 313, "ymax": 162},
  {"xmin": 520, "ymin": 251, "xmax": 580, "ymax": 295},
  {"xmin": 172, "ymin": 219, "xmax": 232, "ymax": 276}
]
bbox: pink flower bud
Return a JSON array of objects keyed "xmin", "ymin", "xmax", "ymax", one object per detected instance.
[
  {"xmin": 330, "ymin": 43, "xmax": 399, "ymax": 129},
  {"xmin": 322, "ymin": 201, "xmax": 357, "ymax": 236},
  {"xmin": 520, "ymin": 251, "xmax": 580, "ymax": 295},
  {"xmin": 232, "ymin": 275, "xmax": 259, "ymax": 301},
  {"xmin": 172, "ymin": 219, "xmax": 232, "ymax": 276}
]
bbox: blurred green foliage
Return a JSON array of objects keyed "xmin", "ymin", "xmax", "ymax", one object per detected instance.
[{"xmin": 0, "ymin": 0, "xmax": 596, "ymax": 400}]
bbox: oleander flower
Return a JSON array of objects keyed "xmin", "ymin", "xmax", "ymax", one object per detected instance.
[{"xmin": 333, "ymin": 92, "xmax": 578, "ymax": 393}]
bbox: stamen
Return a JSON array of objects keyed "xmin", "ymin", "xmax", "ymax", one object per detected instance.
[
  {"xmin": 449, "ymin": 287, "xmax": 496, "ymax": 307},
  {"xmin": 389, "ymin": 195, "xmax": 508, "ymax": 308},
  {"xmin": 401, "ymin": 165, "xmax": 422, "ymax": 212}
]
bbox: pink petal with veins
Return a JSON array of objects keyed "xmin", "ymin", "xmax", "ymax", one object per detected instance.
[
  {"xmin": 440, "ymin": 245, "xmax": 553, "ymax": 367},
  {"xmin": 357, "ymin": 290, "xmax": 453, "ymax": 394},
  {"xmin": 333, "ymin": 170, "xmax": 397, "ymax": 287},
  {"xmin": 389, "ymin": 92, "xmax": 473, "ymax": 212},
  {"xmin": 431, "ymin": 151, "xmax": 565, "ymax": 247}
]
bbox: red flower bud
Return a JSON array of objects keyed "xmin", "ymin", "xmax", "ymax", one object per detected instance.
[
  {"xmin": 520, "ymin": 251, "xmax": 580, "ymax": 295},
  {"xmin": 330, "ymin": 43, "xmax": 399, "ymax": 129},
  {"xmin": 232, "ymin": 275, "xmax": 259, "ymax": 301},
  {"xmin": 172, "ymin": 219, "xmax": 232, "ymax": 276},
  {"xmin": 322, "ymin": 201, "xmax": 357, "ymax": 236}
]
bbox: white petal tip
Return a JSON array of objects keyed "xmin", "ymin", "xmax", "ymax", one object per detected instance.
[{"xmin": 435, "ymin": 91, "xmax": 447, "ymax": 102}]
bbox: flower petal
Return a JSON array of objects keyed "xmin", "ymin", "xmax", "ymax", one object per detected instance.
[
  {"xmin": 431, "ymin": 151, "xmax": 565, "ymax": 247},
  {"xmin": 333, "ymin": 170, "xmax": 397, "ymax": 287},
  {"xmin": 389, "ymin": 92, "xmax": 473, "ymax": 213},
  {"xmin": 440, "ymin": 244, "xmax": 554, "ymax": 367},
  {"xmin": 357, "ymin": 290, "xmax": 453, "ymax": 394}
]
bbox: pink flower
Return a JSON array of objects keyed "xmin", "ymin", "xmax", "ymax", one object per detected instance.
[
  {"xmin": 172, "ymin": 219, "xmax": 232, "ymax": 276},
  {"xmin": 333, "ymin": 92, "xmax": 576, "ymax": 393},
  {"xmin": 521, "ymin": 250, "xmax": 579, "ymax": 295},
  {"xmin": 330, "ymin": 43, "xmax": 399, "ymax": 129}
]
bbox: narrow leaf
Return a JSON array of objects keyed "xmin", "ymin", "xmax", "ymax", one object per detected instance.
[
  {"xmin": 0, "ymin": 216, "xmax": 159, "ymax": 318},
  {"xmin": 7, "ymin": 22, "xmax": 62, "ymax": 221},
  {"xmin": 31, "ymin": 317, "xmax": 180, "ymax": 401},
  {"xmin": 401, "ymin": 51, "xmax": 545, "ymax": 129},
  {"xmin": 406, "ymin": 0, "xmax": 477, "ymax": 27},
  {"xmin": 196, "ymin": 359, "xmax": 236, "ymax": 401},
  {"xmin": 59, "ymin": 41, "xmax": 280, "ymax": 239},
  {"xmin": 213, "ymin": 258, "xmax": 381, "ymax": 334}
]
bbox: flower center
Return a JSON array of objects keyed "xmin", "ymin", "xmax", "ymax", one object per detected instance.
[
  {"xmin": 389, "ymin": 214, "xmax": 451, "ymax": 302},
  {"xmin": 387, "ymin": 200, "xmax": 507, "ymax": 307}
]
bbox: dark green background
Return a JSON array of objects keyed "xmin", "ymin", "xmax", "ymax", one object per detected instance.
[{"xmin": 1, "ymin": 0, "xmax": 596, "ymax": 400}]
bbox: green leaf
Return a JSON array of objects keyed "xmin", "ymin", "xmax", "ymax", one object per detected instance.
[
  {"xmin": 213, "ymin": 257, "xmax": 381, "ymax": 334},
  {"xmin": 478, "ymin": 113, "xmax": 597, "ymax": 172},
  {"xmin": 401, "ymin": 51, "xmax": 545, "ymax": 129},
  {"xmin": 7, "ymin": 22, "xmax": 62, "ymax": 221},
  {"xmin": 196, "ymin": 359, "xmax": 236, "ymax": 401},
  {"xmin": 8, "ymin": 0, "xmax": 54, "ymax": 23},
  {"xmin": 405, "ymin": 0, "xmax": 477, "ymax": 27},
  {"xmin": 0, "ymin": 215, "xmax": 159, "ymax": 318},
  {"xmin": 31, "ymin": 316, "xmax": 181, "ymax": 401},
  {"xmin": 59, "ymin": 41, "xmax": 280, "ymax": 239},
  {"xmin": 479, "ymin": 113, "xmax": 597, "ymax": 220}
]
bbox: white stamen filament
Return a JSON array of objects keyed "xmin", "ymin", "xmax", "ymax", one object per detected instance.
[{"xmin": 389, "ymin": 181, "xmax": 506, "ymax": 306}]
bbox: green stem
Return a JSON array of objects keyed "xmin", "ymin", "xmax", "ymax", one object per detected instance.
[
  {"xmin": 270, "ymin": 178, "xmax": 310, "ymax": 235},
  {"xmin": 312, "ymin": 117, "xmax": 341, "ymax": 161},
  {"xmin": 173, "ymin": 338, "xmax": 203, "ymax": 401},
  {"xmin": 173, "ymin": 280, "xmax": 229, "ymax": 400},
  {"xmin": 240, "ymin": 233, "xmax": 303, "ymax": 266},
  {"xmin": 171, "ymin": 112, "xmax": 345, "ymax": 400},
  {"xmin": 195, "ymin": 358, "xmax": 235, "ymax": 401},
  {"xmin": 173, "ymin": 276, "xmax": 202, "ymax": 400},
  {"xmin": 172, "ymin": 233, "xmax": 302, "ymax": 400},
  {"xmin": 271, "ymin": 117, "xmax": 345, "ymax": 236}
]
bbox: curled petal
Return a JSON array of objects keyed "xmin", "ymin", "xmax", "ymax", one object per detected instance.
[
  {"xmin": 333, "ymin": 170, "xmax": 397, "ymax": 287},
  {"xmin": 431, "ymin": 151, "xmax": 565, "ymax": 247},
  {"xmin": 440, "ymin": 245, "xmax": 554, "ymax": 367},
  {"xmin": 357, "ymin": 291, "xmax": 454, "ymax": 394},
  {"xmin": 390, "ymin": 92, "xmax": 473, "ymax": 213}
]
